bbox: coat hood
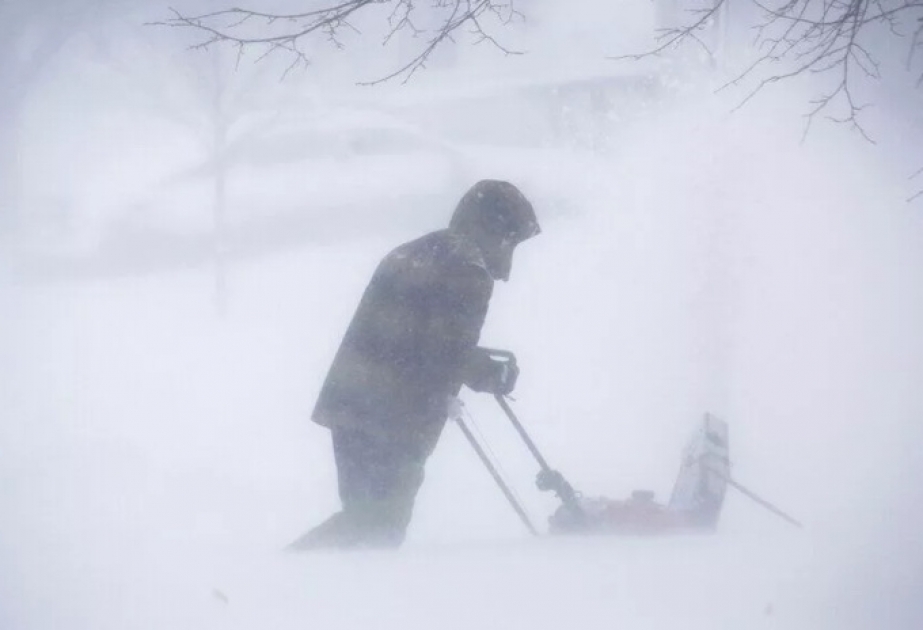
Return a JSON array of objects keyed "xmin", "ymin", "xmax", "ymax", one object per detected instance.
[{"xmin": 449, "ymin": 180, "xmax": 540, "ymax": 281}]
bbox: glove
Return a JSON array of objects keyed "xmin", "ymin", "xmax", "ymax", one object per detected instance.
[
  {"xmin": 462, "ymin": 347, "xmax": 519, "ymax": 396},
  {"xmin": 536, "ymin": 469, "xmax": 567, "ymax": 492}
]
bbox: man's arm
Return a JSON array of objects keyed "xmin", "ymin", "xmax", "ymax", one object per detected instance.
[{"xmin": 426, "ymin": 265, "xmax": 494, "ymax": 395}]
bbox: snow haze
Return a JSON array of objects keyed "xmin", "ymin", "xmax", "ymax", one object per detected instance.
[{"xmin": 1, "ymin": 1, "xmax": 922, "ymax": 629}]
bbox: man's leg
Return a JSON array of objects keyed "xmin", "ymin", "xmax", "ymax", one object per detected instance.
[
  {"xmin": 292, "ymin": 422, "xmax": 445, "ymax": 550},
  {"xmin": 340, "ymin": 422, "xmax": 447, "ymax": 548},
  {"xmin": 287, "ymin": 427, "xmax": 374, "ymax": 550}
]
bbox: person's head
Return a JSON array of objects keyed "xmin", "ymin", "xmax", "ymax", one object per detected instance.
[{"xmin": 449, "ymin": 180, "xmax": 540, "ymax": 281}]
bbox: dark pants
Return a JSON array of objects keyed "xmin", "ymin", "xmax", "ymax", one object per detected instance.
[{"xmin": 294, "ymin": 421, "xmax": 445, "ymax": 550}]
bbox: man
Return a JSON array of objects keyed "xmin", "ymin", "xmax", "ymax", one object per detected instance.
[{"xmin": 292, "ymin": 179, "xmax": 541, "ymax": 550}]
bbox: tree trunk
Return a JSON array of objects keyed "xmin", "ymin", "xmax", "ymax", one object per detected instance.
[
  {"xmin": 211, "ymin": 55, "xmax": 229, "ymax": 317},
  {"xmin": 213, "ymin": 135, "xmax": 228, "ymax": 316},
  {"xmin": 0, "ymin": 82, "xmax": 26, "ymax": 233},
  {"xmin": 0, "ymin": 11, "xmax": 69, "ymax": 233}
]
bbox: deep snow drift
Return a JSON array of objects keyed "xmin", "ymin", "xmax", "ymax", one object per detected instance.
[{"xmin": 2, "ymin": 44, "xmax": 923, "ymax": 630}]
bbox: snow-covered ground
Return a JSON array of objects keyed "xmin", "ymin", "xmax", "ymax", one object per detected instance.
[{"xmin": 2, "ymin": 66, "xmax": 923, "ymax": 630}]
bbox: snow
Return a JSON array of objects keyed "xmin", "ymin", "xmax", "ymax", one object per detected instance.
[{"xmin": 3, "ymin": 25, "xmax": 923, "ymax": 630}]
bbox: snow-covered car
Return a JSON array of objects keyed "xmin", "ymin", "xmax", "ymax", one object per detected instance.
[{"xmin": 116, "ymin": 107, "xmax": 471, "ymax": 243}]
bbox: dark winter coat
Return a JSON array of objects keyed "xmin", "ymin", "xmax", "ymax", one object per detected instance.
[{"xmin": 312, "ymin": 229, "xmax": 494, "ymax": 439}]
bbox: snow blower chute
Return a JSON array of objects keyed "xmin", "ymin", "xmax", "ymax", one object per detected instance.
[{"xmin": 453, "ymin": 350, "xmax": 802, "ymax": 536}]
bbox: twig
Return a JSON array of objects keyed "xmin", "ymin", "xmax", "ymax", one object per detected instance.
[
  {"xmin": 617, "ymin": 0, "xmax": 923, "ymax": 140},
  {"xmin": 151, "ymin": 1, "xmax": 521, "ymax": 84}
]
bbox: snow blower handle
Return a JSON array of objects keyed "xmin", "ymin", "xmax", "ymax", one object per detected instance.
[{"xmin": 493, "ymin": 394, "xmax": 584, "ymax": 516}]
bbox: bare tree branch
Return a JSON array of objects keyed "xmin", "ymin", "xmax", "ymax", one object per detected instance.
[
  {"xmin": 610, "ymin": 0, "xmax": 728, "ymax": 63},
  {"xmin": 359, "ymin": 0, "xmax": 524, "ymax": 85},
  {"xmin": 619, "ymin": 0, "xmax": 923, "ymax": 140},
  {"xmin": 150, "ymin": 1, "xmax": 523, "ymax": 84}
]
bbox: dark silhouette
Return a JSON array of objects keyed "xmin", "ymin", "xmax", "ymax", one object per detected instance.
[{"xmin": 292, "ymin": 180, "xmax": 541, "ymax": 549}]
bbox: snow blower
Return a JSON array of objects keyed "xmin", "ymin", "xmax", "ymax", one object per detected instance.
[{"xmin": 453, "ymin": 351, "xmax": 802, "ymax": 536}]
